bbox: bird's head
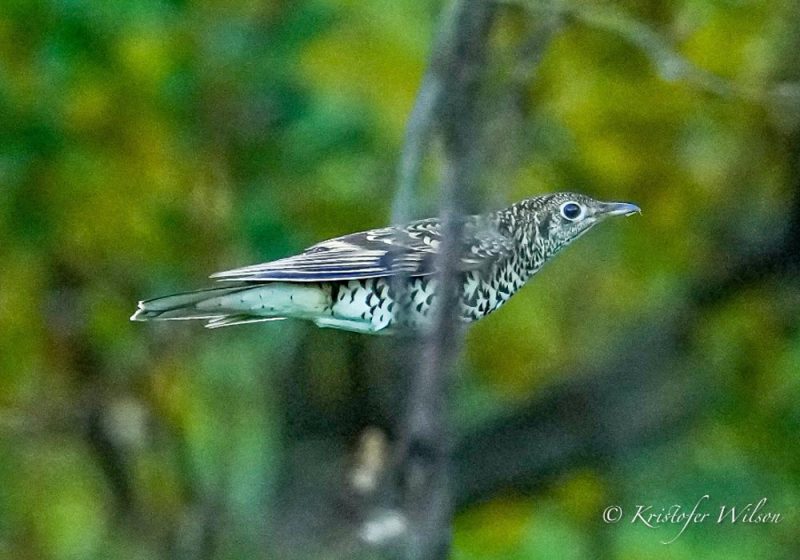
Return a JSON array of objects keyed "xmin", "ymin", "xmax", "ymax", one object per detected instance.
[{"xmin": 529, "ymin": 192, "xmax": 640, "ymax": 257}]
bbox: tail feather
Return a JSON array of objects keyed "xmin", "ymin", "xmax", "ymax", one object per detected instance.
[
  {"xmin": 131, "ymin": 282, "xmax": 331, "ymax": 328},
  {"xmin": 131, "ymin": 286, "xmax": 252, "ymax": 322},
  {"xmin": 205, "ymin": 315, "xmax": 286, "ymax": 329}
]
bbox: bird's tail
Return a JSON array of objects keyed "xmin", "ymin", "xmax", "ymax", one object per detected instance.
[
  {"xmin": 130, "ymin": 283, "xmax": 330, "ymax": 328},
  {"xmin": 131, "ymin": 286, "xmax": 251, "ymax": 322}
]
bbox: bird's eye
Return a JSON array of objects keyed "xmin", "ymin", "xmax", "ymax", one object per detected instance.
[{"xmin": 560, "ymin": 202, "xmax": 583, "ymax": 221}]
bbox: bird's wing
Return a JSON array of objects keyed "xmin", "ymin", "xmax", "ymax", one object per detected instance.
[{"xmin": 210, "ymin": 217, "xmax": 513, "ymax": 283}]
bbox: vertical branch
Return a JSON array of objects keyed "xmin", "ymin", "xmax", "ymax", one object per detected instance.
[
  {"xmin": 396, "ymin": 1, "xmax": 498, "ymax": 559},
  {"xmin": 390, "ymin": 66, "xmax": 443, "ymax": 226},
  {"xmin": 390, "ymin": 1, "xmax": 461, "ymax": 225}
]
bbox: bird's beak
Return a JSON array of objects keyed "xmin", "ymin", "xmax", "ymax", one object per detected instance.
[{"xmin": 598, "ymin": 201, "xmax": 641, "ymax": 217}]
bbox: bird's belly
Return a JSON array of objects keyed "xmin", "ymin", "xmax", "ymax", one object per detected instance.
[
  {"xmin": 326, "ymin": 277, "xmax": 434, "ymax": 333},
  {"xmin": 324, "ymin": 266, "xmax": 528, "ymax": 333}
]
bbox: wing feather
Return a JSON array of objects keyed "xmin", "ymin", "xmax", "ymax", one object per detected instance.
[{"xmin": 211, "ymin": 216, "xmax": 512, "ymax": 283}]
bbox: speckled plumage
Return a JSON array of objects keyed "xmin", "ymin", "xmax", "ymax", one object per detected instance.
[{"xmin": 132, "ymin": 192, "xmax": 639, "ymax": 334}]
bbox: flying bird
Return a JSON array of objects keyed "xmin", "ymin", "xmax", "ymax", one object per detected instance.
[{"xmin": 131, "ymin": 192, "xmax": 640, "ymax": 334}]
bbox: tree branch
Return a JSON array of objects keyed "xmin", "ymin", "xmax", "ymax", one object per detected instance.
[{"xmin": 394, "ymin": 1, "xmax": 498, "ymax": 559}]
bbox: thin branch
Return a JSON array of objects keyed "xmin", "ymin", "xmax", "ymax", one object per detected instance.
[
  {"xmin": 390, "ymin": 0, "xmax": 494, "ymax": 226},
  {"xmin": 501, "ymin": 0, "xmax": 800, "ymax": 105},
  {"xmin": 389, "ymin": 3, "xmax": 456, "ymax": 226},
  {"xmin": 390, "ymin": 73, "xmax": 443, "ymax": 225},
  {"xmin": 571, "ymin": 4, "xmax": 737, "ymax": 98}
]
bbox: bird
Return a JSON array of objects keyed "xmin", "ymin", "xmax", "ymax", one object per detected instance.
[{"xmin": 131, "ymin": 192, "xmax": 640, "ymax": 334}]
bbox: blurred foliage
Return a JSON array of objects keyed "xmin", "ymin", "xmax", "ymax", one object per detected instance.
[{"xmin": 1, "ymin": 0, "xmax": 799, "ymax": 559}]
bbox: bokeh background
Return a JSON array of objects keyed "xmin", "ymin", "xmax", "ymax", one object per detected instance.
[{"xmin": 2, "ymin": 0, "xmax": 799, "ymax": 559}]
